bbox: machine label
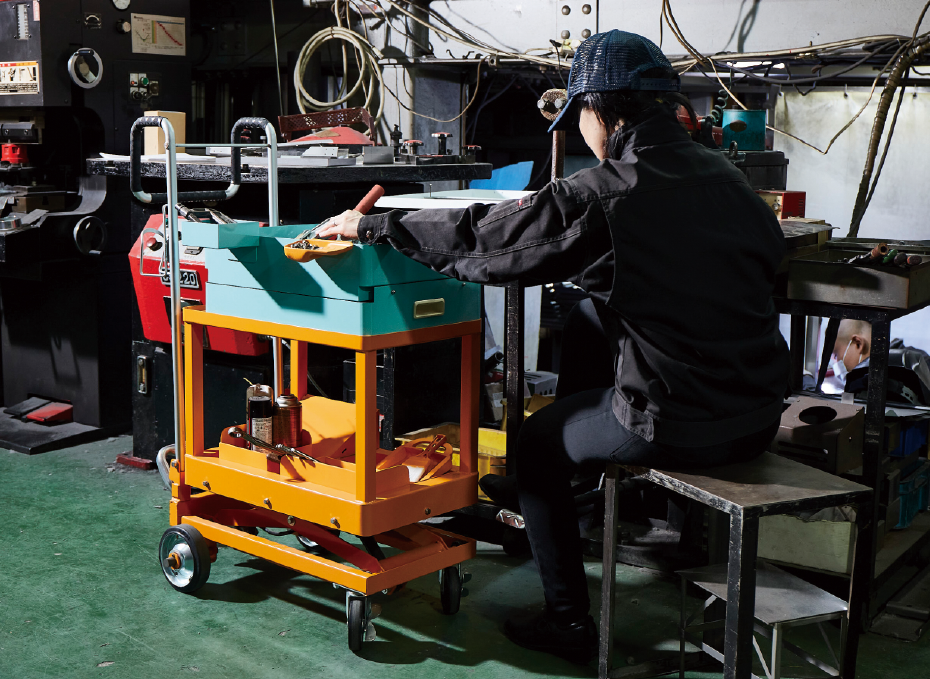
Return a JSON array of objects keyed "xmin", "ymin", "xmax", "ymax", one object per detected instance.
[
  {"xmin": 0, "ymin": 61, "xmax": 39, "ymax": 96},
  {"xmin": 131, "ymin": 13, "xmax": 186, "ymax": 56},
  {"xmin": 161, "ymin": 269, "xmax": 201, "ymax": 289}
]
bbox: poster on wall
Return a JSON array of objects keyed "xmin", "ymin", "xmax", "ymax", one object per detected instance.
[{"xmin": 131, "ymin": 14, "xmax": 186, "ymax": 56}]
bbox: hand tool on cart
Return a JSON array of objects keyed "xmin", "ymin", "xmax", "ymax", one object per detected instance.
[
  {"xmin": 291, "ymin": 184, "xmax": 386, "ymax": 242},
  {"xmin": 226, "ymin": 426, "xmax": 319, "ymax": 464}
]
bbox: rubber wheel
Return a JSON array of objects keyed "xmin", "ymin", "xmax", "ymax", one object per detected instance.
[
  {"xmin": 159, "ymin": 524, "xmax": 211, "ymax": 594},
  {"xmin": 347, "ymin": 596, "xmax": 366, "ymax": 652},
  {"xmin": 439, "ymin": 566, "xmax": 461, "ymax": 615}
]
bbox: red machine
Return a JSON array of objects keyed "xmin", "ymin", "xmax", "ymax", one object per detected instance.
[{"xmin": 129, "ymin": 214, "xmax": 269, "ymax": 356}]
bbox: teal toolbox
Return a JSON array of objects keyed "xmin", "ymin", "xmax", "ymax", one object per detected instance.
[{"xmin": 181, "ymin": 221, "xmax": 481, "ymax": 335}]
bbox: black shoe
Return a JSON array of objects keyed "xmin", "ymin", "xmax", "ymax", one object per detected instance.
[
  {"xmin": 479, "ymin": 473, "xmax": 520, "ymax": 512},
  {"xmin": 503, "ymin": 611, "xmax": 598, "ymax": 665}
]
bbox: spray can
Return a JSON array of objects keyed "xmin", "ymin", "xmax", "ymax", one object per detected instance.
[
  {"xmin": 246, "ymin": 384, "xmax": 273, "ymax": 434},
  {"xmin": 248, "ymin": 396, "xmax": 274, "ymax": 450},
  {"xmin": 273, "ymin": 394, "xmax": 302, "ymax": 448}
]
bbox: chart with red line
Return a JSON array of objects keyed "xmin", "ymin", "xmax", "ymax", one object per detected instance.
[{"xmin": 131, "ymin": 13, "xmax": 187, "ymax": 57}]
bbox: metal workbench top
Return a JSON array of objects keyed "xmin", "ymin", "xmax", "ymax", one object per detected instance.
[{"xmin": 85, "ymin": 158, "xmax": 493, "ymax": 184}]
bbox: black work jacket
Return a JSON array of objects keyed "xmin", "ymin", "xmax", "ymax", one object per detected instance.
[{"xmin": 359, "ymin": 108, "xmax": 789, "ymax": 447}]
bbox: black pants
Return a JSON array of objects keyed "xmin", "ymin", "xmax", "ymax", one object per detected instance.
[{"xmin": 516, "ymin": 299, "xmax": 778, "ymax": 624}]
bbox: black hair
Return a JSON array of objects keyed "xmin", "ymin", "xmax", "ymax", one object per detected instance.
[{"xmin": 578, "ymin": 69, "xmax": 699, "ymax": 159}]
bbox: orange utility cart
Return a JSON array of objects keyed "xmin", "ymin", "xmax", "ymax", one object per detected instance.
[{"xmin": 132, "ymin": 116, "xmax": 481, "ymax": 652}]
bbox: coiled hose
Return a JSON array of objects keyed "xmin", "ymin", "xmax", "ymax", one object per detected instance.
[
  {"xmin": 707, "ymin": 88, "xmax": 728, "ymax": 125},
  {"xmin": 849, "ymin": 35, "xmax": 930, "ymax": 236},
  {"xmin": 292, "ymin": 2, "xmax": 384, "ymax": 122}
]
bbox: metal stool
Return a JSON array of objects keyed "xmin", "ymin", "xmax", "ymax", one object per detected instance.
[{"xmin": 599, "ymin": 453, "xmax": 872, "ymax": 679}]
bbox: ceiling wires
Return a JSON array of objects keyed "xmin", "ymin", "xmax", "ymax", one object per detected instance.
[{"xmin": 659, "ymin": 0, "xmax": 930, "ymax": 236}]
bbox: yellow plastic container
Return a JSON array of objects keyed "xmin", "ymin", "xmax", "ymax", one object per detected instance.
[{"xmin": 399, "ymin": 423, "xmax": 506, "ymax": 501}]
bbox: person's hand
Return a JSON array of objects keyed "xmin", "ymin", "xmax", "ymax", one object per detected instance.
[{"xmin": 315, "ymin": 209, "xmax": 363, "ymax": 240}]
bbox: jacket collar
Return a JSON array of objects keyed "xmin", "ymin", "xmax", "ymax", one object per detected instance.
[{"xmin": 608, "ymin": 106, "xmax": 692, "ymax": 158}]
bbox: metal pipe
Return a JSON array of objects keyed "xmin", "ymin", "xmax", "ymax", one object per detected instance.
[
  {"xmin": 264, "ymin": 119, "xmax": 281, "ymax": 394},
  {"xmin": 272, "ymin": 338, "xmax": 284, "ymax": 397},
  {"xmin": 265, "ymin": 120, "xmax": 279, "ymax": 227},
  {"xmin": 162, "ymin": 118, "xmax": 184, "ymax": 471}
]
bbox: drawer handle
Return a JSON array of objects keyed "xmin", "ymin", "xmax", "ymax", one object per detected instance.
[{"xmin": 413, "ymin": 298, "xmax": 445, "ymax": 319}]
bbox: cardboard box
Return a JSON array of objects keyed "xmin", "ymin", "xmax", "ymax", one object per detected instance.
[{"xmin": 144, "ymin": 110, "xmax": 186, "ymax": 155}]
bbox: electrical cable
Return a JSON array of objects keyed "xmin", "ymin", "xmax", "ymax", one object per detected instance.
[
  {"xmin": 381, "ymin": 56, "xmax": 487, "ymax": 123},
  {"xmin": 269, "ymin": 0, "xmax": 285, "ymax": 120},
  {"xmin": 292, "ymin": 1, "xmax": 385, "ymax": 121}
]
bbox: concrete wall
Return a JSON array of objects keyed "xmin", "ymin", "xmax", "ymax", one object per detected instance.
[
  {"xmin": 774, "ymin": 88, "xmax": 930, "ymax": 350},
  {"xmin": 429, "ymin": 0, "xmax": 928, "ymax": 57}
]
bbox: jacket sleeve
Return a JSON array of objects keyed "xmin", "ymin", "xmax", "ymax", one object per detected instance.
[{"xmin": 357, "ymin": 179, "xmax": 591, "ymax": 286}]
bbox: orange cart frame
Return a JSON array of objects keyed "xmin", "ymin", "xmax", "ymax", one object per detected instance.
[{"xmin": 167, "ymin": 306, "xmax": 482, "ymax": 598}]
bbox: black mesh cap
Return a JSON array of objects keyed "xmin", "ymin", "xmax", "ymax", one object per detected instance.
[{"xmin": 548, "ymin": 30, "xmax": 680, "ymax": 132}]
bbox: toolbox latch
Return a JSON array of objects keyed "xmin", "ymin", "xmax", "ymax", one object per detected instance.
[{"xmin": 413, "ymin": 298, "xmax": 445, "ymax": 319}]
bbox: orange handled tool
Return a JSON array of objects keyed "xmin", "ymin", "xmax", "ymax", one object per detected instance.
[
  {"xmin": 353, "ymin": 184, "xmax": 385, "ymax": 215},
  {"xmin": 301, "ymin": 184, "xmax": 385, "ymax": 241}
]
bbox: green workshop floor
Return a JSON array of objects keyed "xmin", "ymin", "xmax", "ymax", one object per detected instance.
[{"xmin": 1, "ymin": 438, "xmax": 929, "ymax": 679}]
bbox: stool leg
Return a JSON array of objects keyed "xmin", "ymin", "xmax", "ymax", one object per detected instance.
[
  {"xmin": 724, "ymin": 511, "xmax": 759, "ymax": 679},
  {"xmin": 771, "ymin": 622, "xmax": 783, "ymax": 679},
  {"xmin": 599, "ymin": 464, "xmax": 620, "ymax": 679},
  {"xmin": 680, "ymin": 575, "xmax": 687, "ymax": 679}
]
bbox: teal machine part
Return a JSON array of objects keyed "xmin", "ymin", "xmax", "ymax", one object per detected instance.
[
  {"xmin": 721, "ymin": 110, "xmax": 767, "ymax": 152},
  {"xmin": 182, "ymin": 221, "xmax": 481, "ymax": 336}
]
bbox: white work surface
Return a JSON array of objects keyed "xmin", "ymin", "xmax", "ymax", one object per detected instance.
[
  {"xmin": 375, "ymin": 188, "xmax": 541, "ymax": 371},
  {"xmin": 375, "ymin": 189, "xmax": 533, "ymax": 210}
]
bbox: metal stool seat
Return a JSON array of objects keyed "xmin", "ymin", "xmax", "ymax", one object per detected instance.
[{"xmin": 599, "ymin": 452, "xmax": 872, "ymax": 679}]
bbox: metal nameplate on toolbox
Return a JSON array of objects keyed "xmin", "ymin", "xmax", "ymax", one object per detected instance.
[
  {"xmin": 788, "ymin": 249, "xmax": 930, "ymax": 309},
  {"xmin": 161, "ymin": 269, "xmax": 201, "ymax": 289}
]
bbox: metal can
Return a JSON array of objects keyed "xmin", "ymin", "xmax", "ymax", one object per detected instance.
[
  {"xmin": 248, "ymin": 395, "xmax": 273, "ymax": 450},
  {"xmin": 246, "ymin": 384, "xmax": 273, "ymax": 434},
  {"xmin": 273, "ymin": 394, "xmax": 302, "ymax": 448}
]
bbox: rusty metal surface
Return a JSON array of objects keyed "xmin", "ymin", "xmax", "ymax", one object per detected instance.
[{"xmin": 623, "ymin": 452, "xmax": 871, "ymax": 518}]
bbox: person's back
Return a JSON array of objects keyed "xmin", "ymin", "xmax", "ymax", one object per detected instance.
[{"xmin": 564, "ymin": 106, "xmax": 789, "ymax": 446}]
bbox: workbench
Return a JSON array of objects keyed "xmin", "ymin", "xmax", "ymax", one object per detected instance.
[{"xmin": 86, "ymin": 157, "xmax": 493, "ymax": 185}]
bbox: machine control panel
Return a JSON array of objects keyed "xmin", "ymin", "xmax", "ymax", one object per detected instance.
[{"xmin": 129, "ymin": 72, "xmax": 161, "ymax": 102}]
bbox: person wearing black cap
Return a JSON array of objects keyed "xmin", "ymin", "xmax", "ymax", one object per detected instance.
[{"xmin": 319, "ymin": 29, "xmax": 788, "ymax": 664}]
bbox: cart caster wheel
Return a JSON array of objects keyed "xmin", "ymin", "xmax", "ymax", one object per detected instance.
[
  {"xmin": 439, "ymin": 566, "xmax": 462, "ymax": 615},
  {"xmin": 346, "ymin": 593, "xmax": 373, "ymax": 652},
  {"xmin": 159, "ymin": 524, "xmax": 211, "ymax": 594}
]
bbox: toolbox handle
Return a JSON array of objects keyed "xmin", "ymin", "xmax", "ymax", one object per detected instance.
[{"xmin": 130, "ymin": 116, "xmax": 236, "ymax": 204}]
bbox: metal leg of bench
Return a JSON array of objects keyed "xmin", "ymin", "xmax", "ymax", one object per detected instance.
[
  {"xmin": 841, "ymin": 496, "xmax": 872, "ymax": 678},
  {"xmin": 724, "ymin": 510, "xmax": 759, "ymax": 679},
  {"xmin": 599, "ymin": 463, "xmax": 620, "ymax": 679}
]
